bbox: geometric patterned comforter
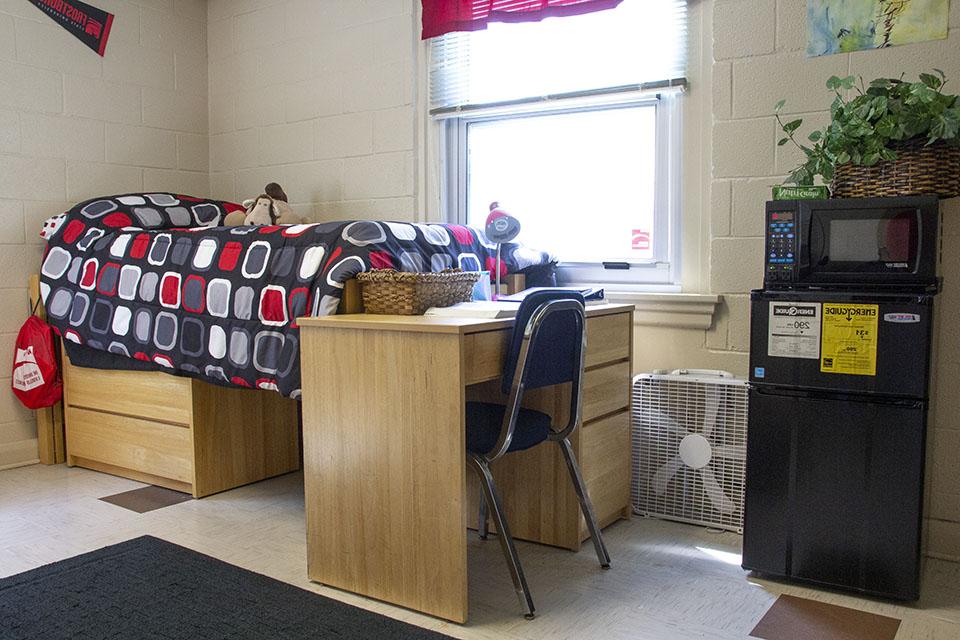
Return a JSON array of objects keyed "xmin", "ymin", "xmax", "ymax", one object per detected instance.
[{"xmin": 38, "ymin": 193, "xmax": 552, "ymax": 398}]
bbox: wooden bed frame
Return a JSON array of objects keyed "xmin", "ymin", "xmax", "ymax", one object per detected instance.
[
  {"xmin": 30, "ymin": 275, "xmax": 524, "ymax": 497},
  {"xmin": 61, "ymin": 361, "xmax": 300, "ymax": 497}
]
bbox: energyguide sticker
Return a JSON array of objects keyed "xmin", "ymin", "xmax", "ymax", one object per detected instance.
[
  {"xmin": 820, "ymin": 303, "xmax": 879, "ymax": 376},
  {"xmin": 767, "ymin": 302, "xmax": 821, "ymax": 359}
]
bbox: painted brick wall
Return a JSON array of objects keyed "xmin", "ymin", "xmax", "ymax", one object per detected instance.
[
  {"xmin": 0, "ymin": 0, "xmax": 208, "ymax": 468},
  {"xmin": 709, "ymin": 0, "xmax": 960, "ymax": 560},
  {"xmin": 708, "ymin": 0, "xmax": 960, "ymax": 365},
  {"xmin": 206, "ymin": 0, "xmax": 418, "ymax": 223},
  {"xmin": 931, "ymin": 197, "xmax": 960, "ymax": 561}
]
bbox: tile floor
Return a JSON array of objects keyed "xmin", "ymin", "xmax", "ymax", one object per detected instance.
[{"xmin": 1, "ymin": 464, "xmax": 959, "ymax": 640}]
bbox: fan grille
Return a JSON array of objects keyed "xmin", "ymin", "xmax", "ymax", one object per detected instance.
[{"xmin": 630, "ymin": 373, "xmax": 749, "ymax": 533}]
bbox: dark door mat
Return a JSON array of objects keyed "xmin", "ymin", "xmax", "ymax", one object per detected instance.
[
  {"xmin": 99, "ymin": 485, "xmax": 193, "ymax": 513},
  {"xmin": 750, "ymin": 594, "xmax": 901, "ymax": 640},
  {"xmin": 0, "ymin": 536, "xmax": 453, "ymax": 639}
]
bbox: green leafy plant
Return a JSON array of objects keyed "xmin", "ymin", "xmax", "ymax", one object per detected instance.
[{"xmin": 776, "ymin": 71, "xmax": 960, "ymax": 186}]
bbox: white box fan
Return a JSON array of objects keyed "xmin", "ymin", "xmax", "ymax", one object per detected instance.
[{"xmin": 631, "ymin": 369, "xmax": 749, "ymax": 533}]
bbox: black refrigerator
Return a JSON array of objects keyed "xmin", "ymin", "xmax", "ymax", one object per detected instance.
[{"xmin": 741, "ymin": 289, "xmax": 934, "ymax": 600}]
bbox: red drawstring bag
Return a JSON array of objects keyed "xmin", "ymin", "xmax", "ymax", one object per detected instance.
[{"xmin": 11, "ymin": 302, "xmax": 62, "ymax": 409}]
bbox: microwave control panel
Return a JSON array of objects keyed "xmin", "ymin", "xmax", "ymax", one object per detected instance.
[{"xmin": 765, "ymin": 209, "xmax": 797, "ymax": 284}]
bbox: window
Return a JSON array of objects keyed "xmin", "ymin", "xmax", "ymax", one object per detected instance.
[{"xmin": 431, "ymin": 0, "xmax": 687, "ymax": 287}]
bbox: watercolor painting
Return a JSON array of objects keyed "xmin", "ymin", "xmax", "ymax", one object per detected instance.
[{"xmin": 807, "ymin": 0, "xmax": 950, "ymax": 57}]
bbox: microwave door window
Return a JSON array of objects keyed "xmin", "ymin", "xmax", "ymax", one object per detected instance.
[
  {"xmin": 879, "ymin": 214, "xmax": 916, "ymax": 264},
  {"xmin": 820, "ymin": 212, "xmax": 918, "ymax": 273},
  {"xmin": 829, "ymin": 219, "xmax": 884, "ymax": 267},
  {"xmin": 791, "ymin": 199, "xmax": 936, "ymax": 286}
]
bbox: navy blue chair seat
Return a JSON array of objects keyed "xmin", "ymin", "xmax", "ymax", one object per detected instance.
[{"xmin": 465, "ymin": 402, "xmax": 552, "ymax": 455}]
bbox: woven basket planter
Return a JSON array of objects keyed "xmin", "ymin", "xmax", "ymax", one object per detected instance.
[
  {"xmin": 356, "ymin": 268, "xmax": 482, "ymax": 315},
  {"xmin": 831, "ymin": 140, "xmax": 960, "ymax": 199}
]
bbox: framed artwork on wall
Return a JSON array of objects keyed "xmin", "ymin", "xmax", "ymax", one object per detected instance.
[{"xmin": 807, "ymin": 0, "xmax": 949, "ymax": 57}]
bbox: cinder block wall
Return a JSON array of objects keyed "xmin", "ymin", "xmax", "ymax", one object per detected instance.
[
  {"xmin": 708, "ymin": 0, "xmax": 960, "ymax": 366},
  {"xmin": 930, "ymin": 197, "xmax": 960, "ymax": 560},
  {"xmin": 0, "ymin": 0, "xmax": 209, "ymax": 469},
  {"xmin": 710, "ymin": 0, "xmax": 960, "ymax": 559},
  {"xmin": 206, "ymin": 0, "xmax": 418, "ymax": 222}
]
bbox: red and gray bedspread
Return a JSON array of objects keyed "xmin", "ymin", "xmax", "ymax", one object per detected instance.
[{"xmin": 38, "ymin": 194, "xmax": 552, "ymax": 398}]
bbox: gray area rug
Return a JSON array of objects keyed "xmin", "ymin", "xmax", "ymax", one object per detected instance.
[{"xmin": 0, "ymin": 535, "xmax": 453, "ymax": 639}]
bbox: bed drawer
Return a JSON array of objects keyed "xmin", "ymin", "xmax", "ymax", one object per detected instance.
[
  {"xmin": 66, "ymin": 407, "xmax": 194, "ymax": 484},
  {"xmin": 65, "ymin": 365, "xmax": 192, "ymax": 425}
]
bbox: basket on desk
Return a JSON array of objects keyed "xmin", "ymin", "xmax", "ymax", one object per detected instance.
[{"xmin": 356, "ymin": 268, "xmax": 482, "ymax": 315}]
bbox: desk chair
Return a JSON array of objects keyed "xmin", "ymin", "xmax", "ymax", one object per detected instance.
[{"xmin": 466, "ymin": 290, "xmax": 611, "ymax": 619}]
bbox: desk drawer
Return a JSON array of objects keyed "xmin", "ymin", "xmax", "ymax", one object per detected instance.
[
  {"xmin": 581, "ymin": 410, "xmax": 630, "ymax": 526},
  {"xmin": 463, "ymin": 330, "xmax": 509, "ymax": 385},
  {"xmin": 468, "ymin": 354, "xmax": 631, "ymax": 423},
  {"xmin": 582, "ymin": 361, "xmax": 631, "ymax": 422},
  {"xmin": 65, "ymin": 365, "xmax": 192, "ymax": 425},
  {"xmin": 585, "ymin": 312, "xmax": 631, "ymax": 368},
  {"xmin": 67, "ymin": 406, "xmax": 194, "ymax": 483},
  {"xmin": 463, "ymin": 311, "xmax": 631, "ymax": 385}
]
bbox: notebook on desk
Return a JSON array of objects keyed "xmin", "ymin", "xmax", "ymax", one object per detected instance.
[
  {"xmin": 424, "ymin": 301, "xmax": 520, "ymax": 319},
  {"xmin": 425, "ymin": 288, "xmax": 606, "ymax": 319},
  {"xmin": 496, "ymin": 287, "xmax": 605, "ymax": 303}
]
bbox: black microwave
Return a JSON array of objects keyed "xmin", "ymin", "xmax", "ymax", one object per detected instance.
[{"xmin": 763, "ymin": 196, "xmax": 940, "ymax": 291}]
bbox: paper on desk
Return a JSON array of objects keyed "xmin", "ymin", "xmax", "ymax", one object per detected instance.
[{"xmin": 424, "ymin": 301, "xmax": 520, "ymax": 319}]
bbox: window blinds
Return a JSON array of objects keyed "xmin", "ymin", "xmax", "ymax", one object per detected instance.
[{"xmin": 429, "ymin": 0, "xmax": 688, "ymax": 115}]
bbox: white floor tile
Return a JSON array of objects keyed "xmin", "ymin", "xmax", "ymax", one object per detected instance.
[{"xmin": 1, "ymin": 464, "xmax": 957, "ymax": 640}]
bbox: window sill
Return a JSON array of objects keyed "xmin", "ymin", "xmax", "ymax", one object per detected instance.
[{"xmin": 603, "ymin": 291, "xmax": 721, "ymax": 329}]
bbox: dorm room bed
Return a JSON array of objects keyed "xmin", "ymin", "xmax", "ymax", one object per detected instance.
[{"xmin": 36, "ymin": 193, "xmax": 550, "ymax": 496}]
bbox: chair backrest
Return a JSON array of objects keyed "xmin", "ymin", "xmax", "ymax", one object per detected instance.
[
  {"xmin": 482, "ymin": 291, "xmax": 587, "ymax": 461},
  {"xmin": 501, "ymin": 290, "xmax": 586, "ymax": 396}
]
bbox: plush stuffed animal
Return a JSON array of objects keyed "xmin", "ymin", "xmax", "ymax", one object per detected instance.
[
  {"xmin": 224, "ymin": 183, "xmax": 304, "ymax": 226},
  {"xmin": 264, "ymin": 182, "xmax": 303, "ymax": 224},
  {"xmin": 223, "ymin": 205, "xmax": 249, "ymax": 226},
  {"xmin": 224, "ymin": 194, "xmax": 275, "ymax": 226},
  {"xmin": 244, "ymin": 195, "xmax": 277, "ymax": 225}
]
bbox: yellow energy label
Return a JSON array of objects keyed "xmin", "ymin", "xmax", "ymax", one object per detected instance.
[{"xmin": 820, "ymin": 303, "xmax": 879, "ymax": 376}]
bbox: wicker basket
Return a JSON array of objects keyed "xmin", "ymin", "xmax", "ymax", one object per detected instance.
[
  {"xmin": 831, "ymin": 140, "xmax": 960, "ymax": 199},
  {"xmin": 356, "ymin": 269, "xmax": 482, "ymax": 315}
]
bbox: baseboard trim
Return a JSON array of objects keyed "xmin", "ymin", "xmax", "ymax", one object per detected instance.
[{"xmin": 0, "ymin": 438, "xmax": 40, "ymax": 470}]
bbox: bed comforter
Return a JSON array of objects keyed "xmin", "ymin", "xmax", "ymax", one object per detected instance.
[{"xmin": 38, "ymin": 193, "xmax": 553, "ymax": 398}]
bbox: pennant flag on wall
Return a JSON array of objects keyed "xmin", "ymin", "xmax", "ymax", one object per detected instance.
[{"xmin": 27, "ymin": 0, "xmax": 114, "ymax": 56}]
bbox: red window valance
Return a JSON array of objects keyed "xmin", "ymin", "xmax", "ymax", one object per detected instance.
[{"xmin": 421, "ymin": 0, "xmax": 623, "ymax": 39}]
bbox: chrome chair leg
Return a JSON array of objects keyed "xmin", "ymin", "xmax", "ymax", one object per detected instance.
[
  {"xmin": 468, "ymin": 453, "xmax": 536, "ymax": 619},
  {"xmin": 556, "ymin": 437, "xmax": 611, "ymax": 569},
  {"xmin": 478, "ymin": 493, "xmax": 489, "ymax": 540}
]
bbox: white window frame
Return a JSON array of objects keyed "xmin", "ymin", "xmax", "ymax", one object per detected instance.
[{"xmin": 442, "ymin": 90, "xmax": 683, "ymax": 289}]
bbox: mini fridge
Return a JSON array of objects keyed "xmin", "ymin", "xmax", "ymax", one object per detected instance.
[{"xmin": 741, "ymin": 289, "xmax": 934, "ymax": 600}]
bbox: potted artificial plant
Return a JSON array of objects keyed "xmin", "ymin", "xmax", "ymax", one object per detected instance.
[{"xmin": 776, "ymin": 71, "xmax": 960, "ymax": 198}]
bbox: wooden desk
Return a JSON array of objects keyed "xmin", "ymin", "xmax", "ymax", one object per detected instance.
[{"xmin": 298, "ymin": 304, "xmax": 634, "ymax": 623}]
